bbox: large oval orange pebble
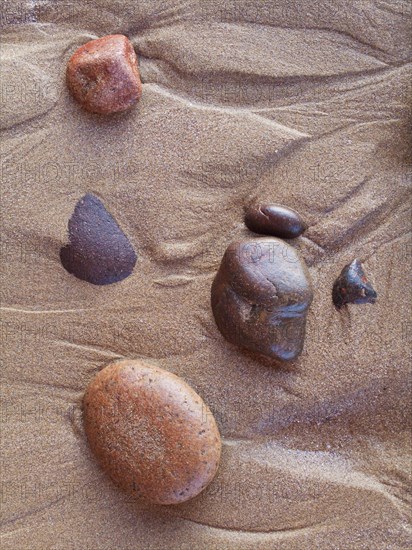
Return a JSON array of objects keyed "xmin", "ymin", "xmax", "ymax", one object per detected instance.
[
  {"xmin": 66, "ymin": 34, "xmax": 142, "ymax": 114},
  {"xmin": 83, "ymin": 360, "xmax": 221, "ymax": 504}
]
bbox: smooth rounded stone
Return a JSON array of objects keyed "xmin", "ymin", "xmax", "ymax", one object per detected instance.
[
  {"xmin": 333, "ymin": 259, "xmax": 377, "ymax": 309},
  {"xmin": 66, "ymin": 34, "xmax": 142, "ymax": 114},
  {"xmin": 244, "ymin": 203, "xmax": 307, "ymax": 239},
  {"xmin": 83, "ymin": 360, "xmax": 222, "ymax": 505},
  {"xmin": 60, "ymin": 193, "xmax": 137, "ymax": 285},
  {"xmin": 211, "ymin": 238, "xmax": 313, "ymax": 361}
]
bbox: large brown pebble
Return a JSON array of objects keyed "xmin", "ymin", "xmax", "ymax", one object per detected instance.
[
  {"xmin": 244, "ymin": 203, "xmax": 307, "ymax": 239},
  {"xmin": 66, "ymin": 34, "xmax": 142, "ymax": 114},
  {"xmin": 211, "ymin": 238, "xmax": 313, "ymax": 361},
  {"xmin": 83, "ymin": 360, "xmax": 221, "ymax": 505}
]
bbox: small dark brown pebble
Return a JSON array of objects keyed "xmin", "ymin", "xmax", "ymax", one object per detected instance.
[
  {"xmin": 333, "ymin": 259, "xmax": 377, "ymax": 309},
  {"xmin": 83, "ymin": 360, "xmax": 221, "ymax": 505},
  {"xmin": 60, "ymin": 193, "xmax": 137, "ymax": 285},
  {"xmin": 66, "ymin": 34, "xmax": 142, "ymax": 114},
  {"xmin": 244, "ymin": 203, "xmax": 307, "ymax": 239},
  {"xmin": 211, "ymin": 238, "xmax": 313, "ymax": 361}
]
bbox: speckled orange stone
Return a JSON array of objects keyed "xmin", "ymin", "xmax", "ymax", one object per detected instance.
[
  {"xmin": 66, "ymin": 34, "xmax": 142, "ymax": 114},
  {"xmin": 83, "ymin": 360, "xmax": 221, "ymax": 505}
]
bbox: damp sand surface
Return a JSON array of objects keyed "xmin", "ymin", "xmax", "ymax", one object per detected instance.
[{"xmin": 1, "ymin": 1, "xmax": 411, "ymax": 549}]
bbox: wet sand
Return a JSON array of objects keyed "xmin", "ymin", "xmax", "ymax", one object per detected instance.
[{"xmin": 1, "ymin": 1, "xmax": 411, "ymax": 548}]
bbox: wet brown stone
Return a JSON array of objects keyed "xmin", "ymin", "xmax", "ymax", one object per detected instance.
[
  {"xmin": 83, "ymin": 360, "xmax": 221, "ymax": 505},
  {"xmin": 333, "ymin": 259, "xmax": 377, "ymax": 309},
  {"xmin": 60, "ymin": 193, "xmax": 137, "ymax": 285},
  {"xmin": 66, "ymin": 34, "xmax": 142, "ymax": 114},
  {"xmin": 244, "ymin": 203, "xmax": 307, "ymax": 239},
  {"xmin": 211, "ymin": 238, "xmax": 313, "ymax": 361}
]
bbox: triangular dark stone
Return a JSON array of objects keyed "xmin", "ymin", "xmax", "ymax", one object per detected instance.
[
  {"xmin": 60, "ymin": 194, "xmax": 137, "ymax": 285},
  {"xmin": 332, "ymin": 259, "xmax": 377, "ymax": 309}
]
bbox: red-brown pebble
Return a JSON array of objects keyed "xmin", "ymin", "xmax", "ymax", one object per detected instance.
[
  {"xmin": 66, "ymin": 34, "xmax": 142, "ymax": 114},
  {"xmin": 83, "ymin": 360, "xmax": 221, "ymax": 505}
]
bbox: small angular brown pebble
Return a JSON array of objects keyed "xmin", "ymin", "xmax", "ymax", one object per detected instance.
[
  {"xmin": 244, "ymin": 203, "xmax": 307, "ymax": 239},
  {"xmin": 333, "ymin": 259, "xmax": 377, "ymax": 309},
  {"xmin": 211, "ymin": 238, "xmax": 313, "ymax": 361},
  {"xmin": 60, "ymin": 193, "xmax": 137, "ymax": 285},
  {"xmin": 66, "ymin": 34, "xmax": 142, "ymax": 114},
  {"xmin": 83, "ymin": 360, "xmax": 221, "ymax": 505}
]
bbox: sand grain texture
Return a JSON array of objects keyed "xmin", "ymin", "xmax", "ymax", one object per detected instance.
[{"xmin": 1, "ymin": 1, "xmax": 411, "ymax": 549}]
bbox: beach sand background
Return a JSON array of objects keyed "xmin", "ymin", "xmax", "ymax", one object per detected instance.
[{"xmin": 1, "ymin": 1, "xmax": 411, "ymax": 548}]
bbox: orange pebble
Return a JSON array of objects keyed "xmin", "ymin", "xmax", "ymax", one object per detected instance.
[{"xmin": 83, "ymin": 360, "xmax": 222, "ymax": 504}]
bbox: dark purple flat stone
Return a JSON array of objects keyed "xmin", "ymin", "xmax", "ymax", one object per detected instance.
[{"xmin": 60, "ymin": 193, "xmax": 137, "ymax": 285}]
